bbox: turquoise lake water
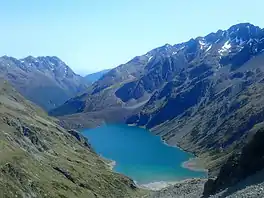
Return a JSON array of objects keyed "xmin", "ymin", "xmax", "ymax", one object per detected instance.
[{"xmin": 82, "ymin": 124, "xmax": 206, "ymax": 184}]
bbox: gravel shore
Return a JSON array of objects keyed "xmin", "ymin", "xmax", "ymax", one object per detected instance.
[
  {"xmin": 181, "ymin": 157, "xmax": 208, "ymax": 173},
  {"xmin": 145, "ymin": 169, "xmax": 264, "ymax": 198},
  {"xmin": 146, "ymin": 178, "xmax": 206, "ymax": 198}
]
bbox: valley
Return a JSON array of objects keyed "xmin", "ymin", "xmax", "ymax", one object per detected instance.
[
  {"xmin": 2, "ymin": 22, "xmax": 264, "ymax": 198},
  {"xmin": 0, "ymin": 80, "xmax": 146, "ymax": 198},
  {"xmin": 53, "ymin": 23, "xmax": 264, "ymax": 166},
  {"xmin": 49, "ymin": 22, "xmax": 264, "ymax": 197}
]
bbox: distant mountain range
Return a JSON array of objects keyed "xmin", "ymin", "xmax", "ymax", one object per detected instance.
[
  {"xmin": 85, "ymin": 69, "xmax": 111, "ymax": 83},
  {"xmin": 0, "ymin": 56, "xmax": 89, "ymax": 111},
  {"xmin": 51, "ymin": 23, "xmax": 264, "ymax": 178}
]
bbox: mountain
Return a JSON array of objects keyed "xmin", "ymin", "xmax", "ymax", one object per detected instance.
[
  {"xmin": 203, "ymin": 127, "xmax": 264, "ymax": 197},
  {"xmin": 51, "ymin": 23, "xmax": 264, "ymax": 174},
  {"xmin": 85, "ymin": 69, "xmax": 111, "ymax": 83},
  {"xmin": 0, "ymin": 79, "xmax": 145, "ymax": 198},
  {"xmin": 0, "ymin": 56, "xmax": 88, "ymax": 111}
]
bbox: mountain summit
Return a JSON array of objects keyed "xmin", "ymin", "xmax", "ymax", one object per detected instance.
[
  {"xmin": 51, "ymin": 23, "xmax": 264, "ymax": 176},
  {"xmin": 0, "ymin": 56, "xmax": 88, "ymax": 111},
  {"xmin": 52, "ymin": 22, "xmax": 264, "ymax": 115}
]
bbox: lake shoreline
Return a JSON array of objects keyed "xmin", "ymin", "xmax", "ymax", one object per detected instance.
[
  {"xmin": 108, "ymin": 160, "xmax": 116, "ymax": 170},
  {"xmin": 159, "ymin": 138, "xmax": 208, "ymax": 174},
  {"xmin": 99, "ymin": 156, "xmax": 117, "ymax": 170},
  {"xmin": 83, "ymin": 124, "xmax": 207, "ymax": 192},
  {"xmin": 139, "ymin": 178, "xmax": 207, "ymax": 191},
  {"xmin": 139, "ymin": 181, "xmax": 178, "ymax": 191},
  {"xmin": 181, "ymin": 157, "xmax": 208, "ymax": 173},
  {"xmin": 83, "ymin": 124, "xmax": 208, "ymax": 174}
]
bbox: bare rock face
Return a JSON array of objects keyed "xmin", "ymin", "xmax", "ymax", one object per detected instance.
[
  {"xmin": 0, "ymin": 56, "xmax": 88, "ymax": 111},
  {"xmin": 203, "ymin": 128, "xmax": 264, "ymax": 196},
  {"xmin": 67, "ymin": 129, "xmax": 94, "ymax": 151}
]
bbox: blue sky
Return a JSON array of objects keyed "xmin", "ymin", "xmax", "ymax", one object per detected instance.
[{"xmin": 0, "ymin": 0, "xmax": 263, "ymax": 75}]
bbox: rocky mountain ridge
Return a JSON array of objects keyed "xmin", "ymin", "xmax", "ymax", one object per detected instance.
[
  {"xmin": 52, "ymin": 23, "xmax": 264, "ymax": 114},
  {"xmin": 85, "ymin": 69, "xmax": 111, "ymax": 84},
  {"xmin": 51, "ymin": 23, "xmax": 264, "ymax": 176},
  {"xmin": 0, "ymin": 56, "xmax": 88, "ymax": 111}
]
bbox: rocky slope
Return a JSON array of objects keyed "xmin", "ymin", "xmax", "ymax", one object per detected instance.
[
  {"xmin": 0, "ymin": 80, "xmax": 146, "ymax": 198},
  {"xmin": 203, "ymin": 127, "xmax": 264, "ymax": 197},
  {"xmin": 147, "ymin": 179, "xmax": 206, "ymax": 198},
  {"xmin": 0, "ymin": 56, "xmax": 88, "ymax": 111},
  {"xmin": 51, "ymin": 23, "xmax": 264, "ymax": 174},
  {"xmin": 148, "ymin": 127, "xmax": 264, "ymax": 198},
  {"xmin": 85, "ymin": 69, "xmax": 111, "ymax": 84},
  {"xmin": 49, "ymin": 53, "xmax": 151, "ymax": 117}
]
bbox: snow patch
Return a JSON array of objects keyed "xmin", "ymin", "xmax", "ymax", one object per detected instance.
[
  {"xmin": 215, "ymin": 39, "xmax": 221, "ymax": 43},
  {"xmin": 223, "ymin": 41, "xmax": 231, "ymax": 49},
  {"xmin": 205, "ymin": 45, "xmax": 212, "ymax": 52},
  {"xmin": 148, "ymin": 56, "xmax": 153, "ymax": 62},
  {"xmin": 179, "ymin": 46, "xmax": 185, "ymax": 50},
  {"xmin": 234, "ymin": 37, "xmax": 245, "ymax": 45},
  {"xmin": 199, "ymin": 40, "xmax": 206, "ymax": 50},
  {"xmin": 172, "ymin": 51, "xmax": 177, "ymax": 55},
  {"xmin": 247, "ymin": 38, "xmax": 254, "ymax": 44},
  {"xmin": 64, "ymin": 67, "xmax": 68, "ymax": 75},
  {"xmin": 246, "ymin": 25, "xmax": 250, "ymax": 31},
  {"xmin": 218, "ymin": 41, "xmax": 231, "ymax": 55}
]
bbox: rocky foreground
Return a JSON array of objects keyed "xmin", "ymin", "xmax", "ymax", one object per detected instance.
[
  {"xmin": 146, "ymin": 179, "xmax": 206, "ymax": 198},
  {"xmin": 148, "ymin": 127, "xmax": 264, "ymax": 198},
  {"xmin": 146, "ymin": 174, "xmax": 264, "ymax": 198},
  {"xmin": 212, "ymin": 169, "xmax": 264, "ymax": 198}
]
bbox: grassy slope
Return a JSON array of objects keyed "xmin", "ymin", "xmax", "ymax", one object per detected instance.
[{"xmin": 0, "ymin": 80, "xmax": 147, "ymax": 198}]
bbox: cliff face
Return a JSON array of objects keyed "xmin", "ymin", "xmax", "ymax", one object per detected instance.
[
  {"xmin": 203, "ymin": 127, "xmax": 264, "ymax": 197},
  {"xmin": 0, "ymin": 80, "xmax": 144, "ymax": 198}
]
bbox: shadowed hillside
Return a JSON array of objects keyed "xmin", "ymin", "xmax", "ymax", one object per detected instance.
[
  {"xmin": 0, "ymin": 80, "xmax": 146, "ymax": 198},
  {"xmin": 51, "ymin": 23, "xmax": 264, "ymax": 177}
]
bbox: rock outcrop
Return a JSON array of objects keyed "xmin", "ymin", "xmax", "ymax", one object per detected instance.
[{"xmin": 203, "ymin": 128, "xmax": 264, "ymax": 197}]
